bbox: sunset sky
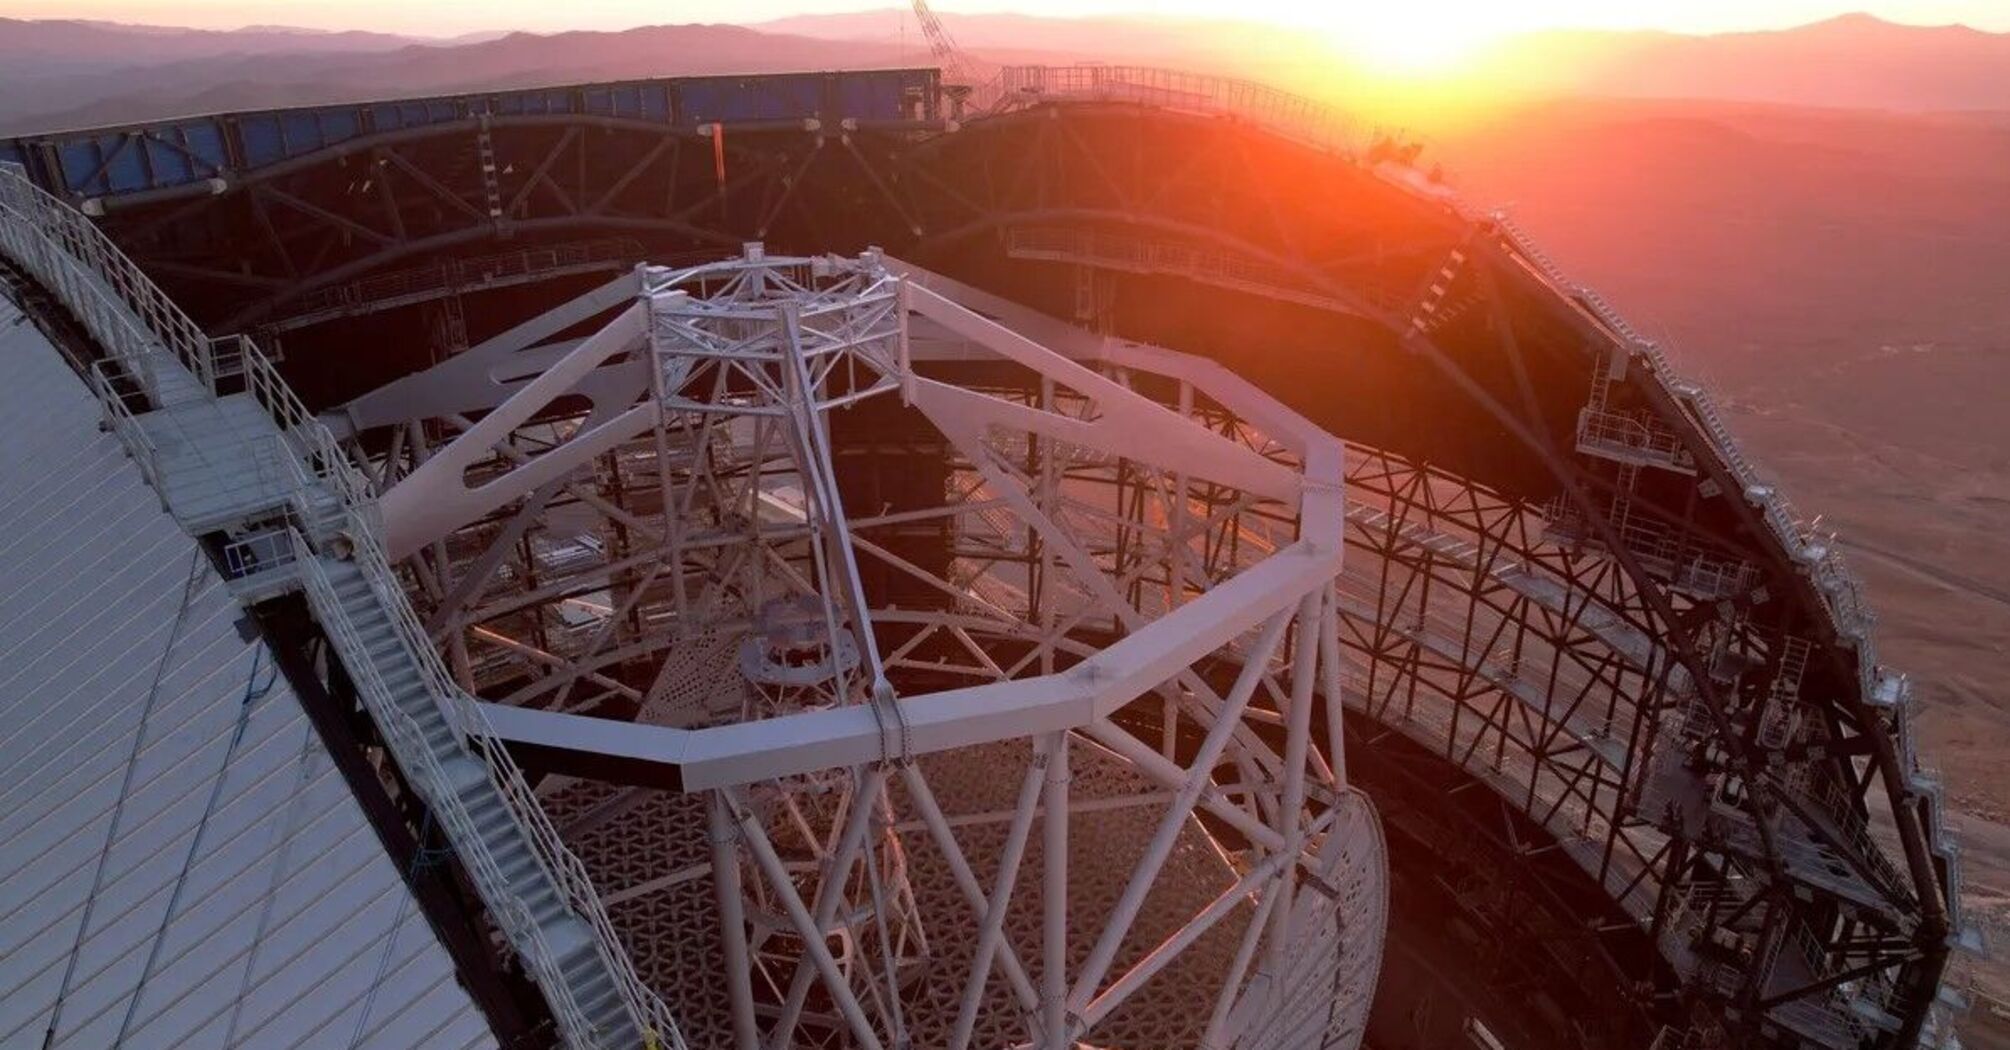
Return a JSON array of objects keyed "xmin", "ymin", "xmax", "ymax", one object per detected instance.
[{"xmin": 3, "ymin": 0, "xmax": 2008, "ymax": 40}]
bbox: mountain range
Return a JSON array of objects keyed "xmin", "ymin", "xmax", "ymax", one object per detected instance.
[{"xmin": 3, "ymin": 12, "xmax": 2009, "ymax": 134}]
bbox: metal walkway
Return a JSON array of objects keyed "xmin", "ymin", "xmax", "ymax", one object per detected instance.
[
  {"xmin": 0, "ymin": 291, "xmax": 493, "ymax": 1050},
  {"xmin": 0, "ymin": 161, "xmax": 679, "ymax": 1050}
]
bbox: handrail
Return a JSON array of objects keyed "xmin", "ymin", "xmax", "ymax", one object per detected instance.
[
  {"xmin": 0, "ymin": 162, "xmax": 216, "ymax": 392},
  {"xmin": 1486, "ymin": 203, "xmax": 1883, "ymax": 659},
  {"xmin": 83, "ymin": 357, "xmax": 164, "ymax": 492},
  {"xmin": 290, "ymin": 530, "xmax": 615, "ymax": 1045},
  {"xmin": 987, "ymin": 65, "xmax": 1357, "ymax": 159},
  {"xmin": 0, "ymin": 158, "xmax": 680, "ymax": 1050},
  {"xmin": 281, "ymin": 448, "xmax": 687, "ymax": 1049}
]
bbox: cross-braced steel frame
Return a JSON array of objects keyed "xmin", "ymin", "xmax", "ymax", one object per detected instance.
[
  {"xmin": 78, "ymin": 72, "xmax": 1964, "ymax": 1049},
  {"xmin": 320, "ymin": 247, "xmax": 1388, "ymax": 1050}
]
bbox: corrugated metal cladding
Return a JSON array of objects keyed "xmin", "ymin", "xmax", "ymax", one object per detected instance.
[{"xmin": 0, "ymin": 296, "xmax": 497, "ymax": 1050}]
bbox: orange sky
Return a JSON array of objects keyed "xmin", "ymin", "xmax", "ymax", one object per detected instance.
[{"xmin": 3, "ymin": 0, "xmax": 2007, "ymax": 40}]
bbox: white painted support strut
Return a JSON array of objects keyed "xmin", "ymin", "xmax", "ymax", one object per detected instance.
[
  {"xmin": 378, "ymin": 303, "xmax": 650, "ymax": 558},
  {"xmin": 764, "ymin": 765, "xmax": 890, "ymax": 1049},
  {"xmin": 1068, "ymin": 609, "xmax": 1294, "ymax": 1017},
  {"xmin": 897, "ymin": 764, "xmax": 1044, "ymax": 1034},
  {"xmin": 1040, "ymin": 729, "xmax": 1071, "ymax": 1050},
  {"xmin": 344, "ymin": 246, "xmax": 1378, "ymax": 1050},
  {"xmin": 709, "ymin": 792, "xmax": 760, "ymax": 1050},
  {"xmin": 949, "ymin": 745, "xmax": 1049, "ymax": 1050},
  {"xmin": 724, "ymin": 786, "xmax": 887, "ymax": 1050}
]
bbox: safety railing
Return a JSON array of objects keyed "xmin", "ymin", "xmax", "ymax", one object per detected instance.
[
  {"xmin": 990, "ymin": 65, "xmax": 1356, "ymax": 158},
  {"xmin": 1764, "ymin": 921, "xmax": 1869, "ymax": 1046},
  {"xmin": 83, "ymin": 357, "xmax": 164, "ymax": 492},
  {"xmin": 0, "ymin": 162, "xmax": 218, "ymax": 392},
  {"xmin": 1491, "ymin": 199, "xmax": 1884, "ymax": 672},
  {"xmin": 279, "ymin": 445, "xmax": 687, "ymax": 1049},
  {"xmin": 222, "ymin": 528, "xmax": 298, "ymax": 578},
  {"xmin": 1575, "ymin": 407, "xmax": 1697, "ymax": 471},
  {"xmin": 1572, "ymin": 285, "xmax": 1648, "ymax": 348},
  {"xmin": 1, "ymin": 158, "xmax": 679, "ymax": 1050},
  {"xmin": 1489, "ymin": 212, "xmax": 1570, "ymax": 290},
  {"xmin": 292, "ymin": 530, "xmax": 635, "ymax": 1047},
  {"xmin": 1, "ymin": 160, "xmax": 366, "ymax": 527},
  {"xmin": 1777, "ymin": 760, "xmax": 1911, "ymax": 901},
  {"xmin": 1543, "ymin": 496, "xmax": 1759, "ymax": 601}
]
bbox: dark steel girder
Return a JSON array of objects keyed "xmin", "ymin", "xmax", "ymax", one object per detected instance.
[{"xmin": 217, "ymin": 214, "xmax": 741, "ymax": 330}]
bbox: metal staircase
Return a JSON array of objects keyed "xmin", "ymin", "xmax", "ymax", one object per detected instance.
[
  {"xmin": 301, "ymin": 553, "xmax": 650, "ymax": 1049},
  {"xmin": 0, "ymin": 159, "xmax": 682, "ymax": 1050}
]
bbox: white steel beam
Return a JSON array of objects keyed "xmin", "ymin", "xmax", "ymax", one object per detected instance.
[
  {"xmin": 723, "ymin": 786, "xmax": 886, "ymax": 1050},
  {"xmin": 378, "ymin": 303, "xmax": 649, "ymax": 557},
  {"xmin": 333, "ymin": 271, "xmax": 640, "ymax": 434}
]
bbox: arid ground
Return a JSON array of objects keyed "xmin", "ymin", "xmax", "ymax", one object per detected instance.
[{"xmin": 1435, "ymin": 97, "xmax": 2010, "ymax": 1043}]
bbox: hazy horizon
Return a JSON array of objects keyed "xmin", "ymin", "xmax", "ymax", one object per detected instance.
[{"xmin": 4, "ymin": 1, "xmax": 2009, "ymax": 42}]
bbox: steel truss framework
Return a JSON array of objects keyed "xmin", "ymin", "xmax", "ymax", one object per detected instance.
[
  {"xmin": 334, "ymin": 247, "xmax": 1386, "ymax": 1050},
  {"xmin": 77, "ymin": 71, "xmax": 1965, "ymax": 1048}
]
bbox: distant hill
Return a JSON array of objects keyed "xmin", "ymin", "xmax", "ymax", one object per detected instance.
[
  {"xmin": 7, "ymin": 11, "xmax": 2009, "ymax": 134},
  {"xmin": 0, "ymin": 23, "xmax": 910, "ymax": 133},
  {"xmin": 1470, "ymin": 14, "xmax": 2010, "ymax": 112},
  {"xmin": 767, "ymin": 9, "xmax": 2010, "ymax": 113},
  {"xmin": 0, "ymin": 17, "xmax": 430, "ymax": 77},
  {"xmin": 1431, "ymin": 97, "xmax": 2010, "ymax": 370}
]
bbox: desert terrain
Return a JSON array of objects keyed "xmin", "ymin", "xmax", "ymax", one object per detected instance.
[{"xmin": 1432, "ymin": 96, "xmax": 2010, "ymax": 1041}]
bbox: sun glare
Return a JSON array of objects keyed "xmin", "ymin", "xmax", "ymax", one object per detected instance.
[
  {"xmin": 1266, "ymin": 3, "xmax": 1520, "ymax": 75},
  {"xmin": 1345, "ymin": 14, "xmax": 1506, "ymax": 72}
]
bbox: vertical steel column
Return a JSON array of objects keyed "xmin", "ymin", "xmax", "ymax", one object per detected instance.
[
  {"xmin": 708, "ymin": 791, "xmax": 759, "ymax": 1050},
  {"xmin": 1040, "ymin": 729, "xmax": 1070, "ymax": 1049}
]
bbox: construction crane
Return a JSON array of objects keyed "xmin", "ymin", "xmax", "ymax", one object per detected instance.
[{"xmin": 910, "ymin": 0, "xmax": 977, "ymax": 103}]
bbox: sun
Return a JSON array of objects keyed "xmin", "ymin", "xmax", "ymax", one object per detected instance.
[
  {"xmin": 1348, "ymin": 17, "xmax": 1502, "ymax": 72},
  {"xmin": 1292, "ymin": 6, "xmax": 1518, "ymax": 75}
]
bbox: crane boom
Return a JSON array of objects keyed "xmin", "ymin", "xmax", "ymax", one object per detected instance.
[{"xmin": 910, "ymin": 0, "xmax": 972, "ymax": 85}]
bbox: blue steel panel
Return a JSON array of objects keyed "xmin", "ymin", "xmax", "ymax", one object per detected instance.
[
  {"xmin": 102, "ymin": 135, "xmax": 148, "ymax": 193},
  {"xmin": 372, "ymin": 101, "xmax": 452, "ymax": 130},
  {"xmin": 0, "ymin": 142, "xmax": 24, "ymax": 174},
  {"xmin": 318, "ymin": 108, "xmax": 360, "ymax": 146},
  {"xmin": 239, "ymin": 115, "xmax": 286, "ymax": 167},
  {"xmin": 182, "ymin": 121, "xmax": 227, "ymax": 172},
  {"xmin": 281, "ymin": 112, "xmax": 321, "ymax": 154},
  {"xmin": 586, "ymin": 83, "xmax": 669, "ymax": 121},
  {"xmin": 58, "ymin": 140, "xmax": 104, "ymax": 193},
  {"xmin": 59, "ymin": 134, "xmax": 152, "ymax": 194},
  {"xmin": 641, "ymin": 84, "xmax": 671, "ymax": 121},
  {"xmin": 142, "ymin": 134, "xmax": 194, "ymax": 186},
  {"xmin": 22, "ymin": 69, "xmax": 939, "ymax": 199},
  {"xmin": 838, "ymin": 73, "xmax": 907, "ymax": 121},
  {"xmin": 680, "ymin": 75, "xmax": 821, "ymax": 123},
  {"xmin": 761, "ymin": 74, "xmax": 824, "ymax": 121},
  {"xmin": 494, "ymin": 89, "xmax": 567, "ymax": 116}
]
